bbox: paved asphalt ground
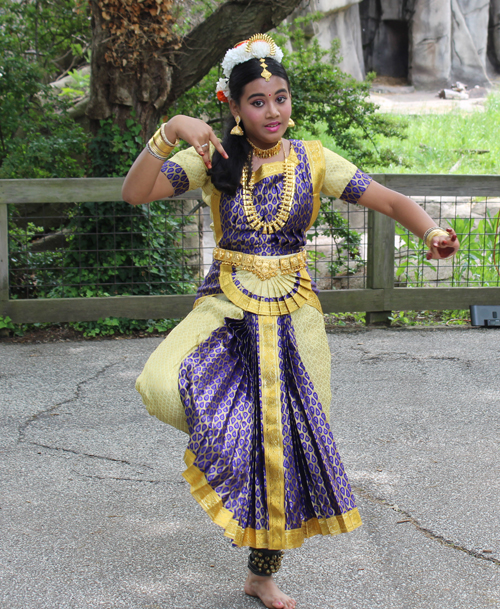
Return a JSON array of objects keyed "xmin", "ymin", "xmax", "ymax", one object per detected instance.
[{"xmin": 1, "ymin": 327, "xmax": 499, "ymax": 609}]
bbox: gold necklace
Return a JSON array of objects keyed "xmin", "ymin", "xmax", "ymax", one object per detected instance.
[
  {"xmin": 247, "ymin": 138, "xmax": 282, "ymax": 158},
  {"xmin": 241, "ymin": 153, "xmax": 296, "ymax": 234}
]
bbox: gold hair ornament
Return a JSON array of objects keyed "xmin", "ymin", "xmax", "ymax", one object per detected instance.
[
  {"xmin": 259, "ymin": 58, "xmax": 272, "ymax": 81},
  {"xmin": 245, "ymin": 33, "xmax": 277, "ymax": 57},
  {"xmin": 246, "ymin": 34, "xmax": 277, "ymax": 81}
]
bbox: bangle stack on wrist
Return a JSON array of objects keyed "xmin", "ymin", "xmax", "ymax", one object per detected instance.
[
  {"xmin": 423, "ymin": 227, "xmax": 449, "ymax": 249},
  {"xmin": 146, "ymin": 124, "xmax": 179, "ymax": 161}
]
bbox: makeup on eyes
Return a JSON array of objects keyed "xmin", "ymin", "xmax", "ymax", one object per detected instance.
[{"xmin": 247, "ymin": 88, "xmax": 288, "ymax": 101}]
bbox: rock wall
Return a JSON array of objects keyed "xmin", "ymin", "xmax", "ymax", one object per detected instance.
[
  {"xmin": 489, "ymin": 0, "xmax": 500, "ymax": 68},
  {"xmin": 358, "ymin": 0, "xmax": 495, "ymax": 87},
  {"xmin": 310, "ymin": 0, "xmax": 366, "ymax": 80},
  {"xmin": 290, "ymin": 0, "xmax": 366, "ymax": 80},
  {"xmin": 291, "ymin": 0, "xmax": 497, "ymax": 87}
]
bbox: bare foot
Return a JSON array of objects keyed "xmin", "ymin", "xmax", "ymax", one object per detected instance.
[{"xmin": 244, "ymin": 570, "xmax": 296, "ymax": 609}]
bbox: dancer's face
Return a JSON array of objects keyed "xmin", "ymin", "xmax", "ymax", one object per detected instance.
[{"xmin": 230, "ymin": 75, "xmax": 292, "ymax": 149}]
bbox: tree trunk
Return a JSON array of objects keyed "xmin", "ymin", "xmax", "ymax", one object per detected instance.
[
  {"xmin": 87, "ymin": 0, "xmax": 304, "ymax": 141},
  {"xmin": 87, "ymin": 0, "xmax": 174, "ymax": 140}
]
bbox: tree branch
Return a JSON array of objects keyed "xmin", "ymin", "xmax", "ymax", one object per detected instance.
[{"xmin": 167, "ymin": 0, "xmax": 303, "ymax": 104}]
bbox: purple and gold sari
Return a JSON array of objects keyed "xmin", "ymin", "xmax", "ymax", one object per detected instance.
[{"xmin": 136, "ymin": 140, "xmax": 371, "ymax": 549}]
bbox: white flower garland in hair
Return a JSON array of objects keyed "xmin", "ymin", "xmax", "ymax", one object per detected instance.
[{"xmin": 215, "ymin": 35, "xmax": 284, "ymax": 103}]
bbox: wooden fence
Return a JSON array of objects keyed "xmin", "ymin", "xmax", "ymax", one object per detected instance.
[{"xmin": 1, "ymin": 175, "xmax": 500, "ymax": 325}]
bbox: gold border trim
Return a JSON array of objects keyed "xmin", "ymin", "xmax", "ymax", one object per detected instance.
[
  {"xmin": 183, "ymin": 449, "xmax": 362, "ymax": 549},
  {"xmin": 303, "ymin": 140, "xmax": 326, "ymax": 231},
  {"xmin": 210, "ymin": 188, "xmax": 223, "ymax": 245},
  {"xmin": 253, "ymin": 144, "xmax": 299, "ymax": 184},
  {"xmin": 259, "ymin": 316, "xmax": 286, "ymax": 548}
]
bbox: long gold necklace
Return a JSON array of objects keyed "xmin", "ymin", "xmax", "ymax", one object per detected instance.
[
  {"xmin": 241, "ymin": 149, "xmax": 296, "ymax": 235},
  {"xmin": 247, "ymin": 138, "xmax": 282, "ymax": 158}
]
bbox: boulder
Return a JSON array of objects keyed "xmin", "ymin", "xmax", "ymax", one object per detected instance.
[
  {"xmin": 360, "ymin": 0, "xmax": 493, "ymax": 88},
  {"xmin": 489, "ymin": 0, "xmax": 500, "ymax": 67},
  {"xmin": 450, "ymin": 0, "xmax": 491, "ymax": 86},
  {"xmin": 410, "ymin": 0, "xmax": 453, "ymax": 88},
  {"xmin": 312, "ymin": 0, "xmax": 366, "ymax": 79}
]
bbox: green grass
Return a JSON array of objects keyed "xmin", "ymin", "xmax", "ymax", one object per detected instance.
[
  {"xmin": 298, "ymin": 92, "xmax": 500, "ymax": 175},
  {"xmin": 324, "ymin": 309, "xmax": 471, "ymax": 328}
]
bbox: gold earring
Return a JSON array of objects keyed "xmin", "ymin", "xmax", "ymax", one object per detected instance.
[
  {"xmin": 230, "ymin": 116, "xmax": 244, "ymax": 136},
  {"xmin": 287, "ymin": 118, "xmax": 295, "ymax": 128}
]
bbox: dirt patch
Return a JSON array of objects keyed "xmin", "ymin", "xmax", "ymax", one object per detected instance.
[{"xmin": 0, "ymin": 326, "xmax": 171, "ymax": 344}]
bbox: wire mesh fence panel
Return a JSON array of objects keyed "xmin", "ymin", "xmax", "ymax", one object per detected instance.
[
  {"xmin": 7, "ymin": 193, "xmax": 500, "ymax": 302},
  {"xmin": 8, "ymin": 196, "xmax": 369, "ymax": 301},
  {"xmin": 8, "ymin": 200, "xmax": 203, "ymax": 299},
  {"xmin": 306, "ymin": 197, "xmax": 368, "ymax": 290},
  {"xmin": 395, "ymin": 195, "xmax": 500, "ymax": 287}
]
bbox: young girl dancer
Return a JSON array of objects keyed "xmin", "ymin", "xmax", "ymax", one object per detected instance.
[{"xmin": 122, "ymin": 34, "xmax": 459, "ymax": 609}]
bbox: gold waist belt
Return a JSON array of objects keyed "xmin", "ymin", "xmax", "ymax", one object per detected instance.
[{"xmin": 213, "ymin": 247, "xmax": 307, "ymax": 281}]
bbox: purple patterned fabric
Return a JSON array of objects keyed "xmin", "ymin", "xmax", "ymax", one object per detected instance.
[
  {"xmin": 160, "ymin": 160, "xmax": 190, "ymax": 196},
  {"xmin": 195, "ymin": 140, "xmax": 320, "ymax": 301},
  {"xmin": 340, "ymin": 169, "xmax": 372, "ymax": 204},
  {"xmin": 276, "ymin": 315, "xmax": 356, "ymax": 528},
  {"xmin": 178, "ymin": 312, "xmax": 358, "ymax": 544},
  {"xmin": 217, "ymin": 140, "xmax": 313, "ymax": 256}
]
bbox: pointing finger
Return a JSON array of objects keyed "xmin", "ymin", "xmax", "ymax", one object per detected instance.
[{"xmin": 210, "ymin": 132, "xmax": 229, "ymax": 159}]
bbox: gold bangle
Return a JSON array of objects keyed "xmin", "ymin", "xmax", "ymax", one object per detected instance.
[
  {"xmin": 148, "ymin": 138, "xmax": 173, "ymax": 160},
  {"xmin": 151, "ymin": 130, "xmax": 173, "ymax": 155},
  {"xmin": 160, "ymin": 123, "xmax": 180, "ymax": 148},
  {"xmin": 148, "ymin": 129, "xmax": 174, "ymax": 159},
  {"xmin": 146, "ymin": 142, "xmax": 168, "ymax": 161},
  {"xmin": 424, "ymin": 227, "xmax": 448, "ymax": 249}
]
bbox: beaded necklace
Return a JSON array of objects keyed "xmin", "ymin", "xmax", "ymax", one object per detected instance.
[{"xmin": 241, "ymin": 146, "xmax": 296, "ymax": 235}]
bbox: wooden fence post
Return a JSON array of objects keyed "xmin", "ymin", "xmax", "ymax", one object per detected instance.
[
  {"xmin": 0, "ymin": 204, "xmax": 9, "ymax": 312},
  {"xmin": 366, "ymin": 209, "xmax": 395, "ymax": 325}
]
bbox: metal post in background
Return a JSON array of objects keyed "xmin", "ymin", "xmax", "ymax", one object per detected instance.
[
  {"xmin": 366, "ymin": 209, "xmax": 395, "ymax": 325},
  {"xmin": 0, "ymin": 204, "xmax": 9, "ymax": 311}
]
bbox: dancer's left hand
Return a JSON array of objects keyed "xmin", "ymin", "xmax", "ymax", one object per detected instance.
[{"xmin": 426, "ymin": 228, "xmax": 460, "ymax": 260}]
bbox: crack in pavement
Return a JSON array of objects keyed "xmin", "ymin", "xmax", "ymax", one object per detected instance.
[
  {"xmin": 359, "ymin": 351, "xmax": 462, "ymax": 363},
  {"xmin": 353, "ymin": 484, "xmax": 500, "ymax": 567},
  {"xmin": 17, "ymin": 360, "xmax": 154, "ymax": 471},
  {"xmin": 18, "ymin": 361, "xmax": 119, "ymax": 443},
  {"xmin": 74, "ymin": 471, "xmax": 162, "ymax": 484},
  {"xmin": 30, "ymin": 442, "xmax": 153, "ymax": 469}
]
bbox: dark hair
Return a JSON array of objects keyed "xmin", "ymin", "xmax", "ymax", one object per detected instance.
[{"xmin": 209, "ymin": 57, "xmax": 291, "ymax": 194}]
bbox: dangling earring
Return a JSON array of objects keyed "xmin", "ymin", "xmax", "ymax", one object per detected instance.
[
  {"xmin": 287, "ymin": 118, "xmax": 295, "ymax": 128},
  {"xmin": 230, "ymin": 116, "xmax": 244, "ymax": 136}
]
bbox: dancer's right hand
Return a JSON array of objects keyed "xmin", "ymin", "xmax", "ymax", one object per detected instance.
[{"xmin": 163, "ymin": 115, "xmax": 228, "ymax": 169}]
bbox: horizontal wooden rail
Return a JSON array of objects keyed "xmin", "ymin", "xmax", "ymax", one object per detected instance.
[
  {"xmin": 2, "ymin": 287, "xmax": 499, "ymax": 324},
  {"xmin": 0, "ymin": 178, "xmax": 201, "ymax": 204},
  {"xmin": 1, "ymin": 175, "xmax": 499, "ymax": 325},
  {"xmin": 1, "ymin": 175, "xmax": 500, "ymax": 205}
]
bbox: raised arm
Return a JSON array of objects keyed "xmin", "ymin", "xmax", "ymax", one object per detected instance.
[
  {"xmin": 357, "ymin": 180, "xmax": 459, "ymax": 260},
  {"xmin": 121, "ymin": 115, "xmax": 228, "ymax": 206}
]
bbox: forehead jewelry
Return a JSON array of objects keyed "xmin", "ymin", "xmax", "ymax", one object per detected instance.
[{"xmin": 216, "ymin": 33, "xmax": 284, "ymax": 102}]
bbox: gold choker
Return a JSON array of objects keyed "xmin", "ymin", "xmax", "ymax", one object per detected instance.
[{"xmin": 247, "ymin": 139, "xmax": 282, "ymax": 158}]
